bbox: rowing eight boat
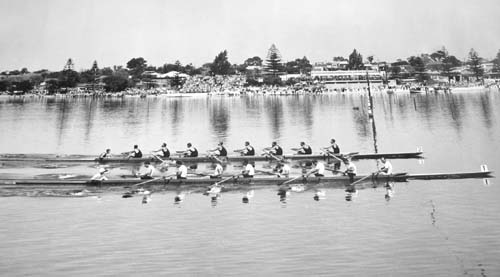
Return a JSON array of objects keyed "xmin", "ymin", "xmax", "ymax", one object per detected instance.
[
  {"xmin": 0, "ymin": 170, "xmax": 491, "ymax": 187},
  {"xmin": 0, "ymin": 151, "xmax": 423, "ymax": 163}
]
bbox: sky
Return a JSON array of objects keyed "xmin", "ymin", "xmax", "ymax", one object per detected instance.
[{"xmin": 0, "ymin": 0, "xmax": 499, "ymax": 71}]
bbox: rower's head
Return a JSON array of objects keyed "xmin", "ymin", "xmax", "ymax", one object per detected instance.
[
  {"xmin": 218, "ymin": 142, "xmax": 223, "ymax": 146},
  {"xmin": 300, "ymin": 142, "xmax": 305, "ymax": 146},
  {"xmin": 176, "ymin": 160, "xmax": 182, "ymax": 166},
  {"xmin": 312, "ymin": 160, "xmax": 318, "ymax": 165},
  {"xmin": 134, "ymin": 145, "xmax": 138, "ymax": 149},
  {"xmin": 380, "ymin": 157, "xmax": 386, "ymax": 163},
  {"xmin": 187, "ymin": 143, "xmax": 192, "ymax": 147},
  {"xmin": 106, "ymin": 149, "xmax": 111, "ymax": 153},
  {"xmin": 243, "ymin": 159, "xmax": 248, "ymax": 165},
  {"xmin": 161, "ymin": 143, "xmax": 167, "ymax": 147},
  {"xmin": 245, "ymin": 141, "xmax": 250, "ymax": 146},
  {"xmin": 144, "ymin": 161, "xmax": 150, "ymax": 167},
  {"xmin": 272, "ymin": 141, "xmax": 277, "ymax": 146},
  {"xmin": 331, "ymin": 139, "xmax": 336, "ymax": 144}
]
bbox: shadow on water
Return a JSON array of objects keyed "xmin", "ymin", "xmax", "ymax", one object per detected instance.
[{"xmin": 209, "ymin": 98, "xmax": 230, "ymax": 138}]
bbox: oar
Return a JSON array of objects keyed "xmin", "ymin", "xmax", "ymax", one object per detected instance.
[
  {"xmin": 349, "ymin": 171, "xmax": 380, "ymax": 186},
  {"xmin": 281, "ymin": 174, "xmax": 306, "ymax": 186},
  {"xmin": 212, "ymin": 174, "xmax": 240, "ymax": 187},
  {"xmin": 261, "ymin": 150, "xmax": 283, "ymax": 162},
  {"xmin": 150, "ymin": 152, "xmax": 166, "ymax": 163},
  {"xmin": 131, "ymin": 177, "xmax": 161, "ymax": 188},
  {"xmin": 255, "ymin": 169, "xmax": 279, "ymax": 176},
  {"xmin": 206, "ymin": 152, "xmax": 224, "ymax": 164}
]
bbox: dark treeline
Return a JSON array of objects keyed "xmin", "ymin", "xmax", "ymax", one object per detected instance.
[{"xmin": 1, "ymin": 45, "xmax": 499, "ymax": 93}]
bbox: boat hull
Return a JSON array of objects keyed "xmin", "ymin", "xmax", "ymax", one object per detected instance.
[
  {"xmin": 0, "ymin": 171, "xmax": 492, "ymax": 187},
  {"xmin": 0, "ymin": 152, "xmax": 424, "ymax": 164}
]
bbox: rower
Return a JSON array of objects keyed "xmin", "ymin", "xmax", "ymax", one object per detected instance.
[
  {"xmin": 242, "ymin": 159, "xmax": 255, "ymax": 178},
  {"xmin": 264, "ymin": 141, "xmax": 283, "ymax": 156},
  {"xmin": 99, "ymin": 149, "xmax": 111, "ymax": 160},
  {"xmin": 379, "ymin": 157, "xmax": 393, "ymax": 175},
  {"xmin": 176, "ymin": 160, "xmax": 188, "ymax": 179},
  {"xmin": 344, "ymin": 159, "xmax": 357, "ymax": 183},
  {"xmin": 306, "ymin": 160, "xmax": 325, "ymax": 177},
  {"xmin": 239, "ymin": 141, "xmax": 255, "ymax": 156},
  {"xmin": 153, "ymin": 143, "xmax": 170, "ymax": 158},
  {"xmin": 325, "ymin": 139, "xmax": 340, "ymax": 155},
  {"xmin": 128, "ymin": 145, "xmax": 143, "ymax": 158},
  {"xmin": 209, "ymin": 142, "xmax": 227, "ymax": 157},
  {"xmin": 210, "ymin": 162, "xmax": 224, "ymax": 179},
  {"xmin": 296, "ymin": 142, "xmax": 312, "ymax": 155},
  {"xmin": 91, "ymin": 167, "xmax": 108, "ymax": 181},
  {"xmin": 184, "ymin": 143, "xmax": 198, "ymax": 157},
  {"xmin": 137, "ymin": 161, "xmax": 154, "ymax": 179},
  {"xmin": 275, "ymin": 162, "xmax": 290, "ymax": 178}
]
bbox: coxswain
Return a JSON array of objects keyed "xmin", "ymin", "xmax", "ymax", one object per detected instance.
[
  {"xmin": 153, "ymin": 143, "xmax": 170, "ymax": 158},
  {"xmin": 209, "ymin": 142, "xmax": 227, "ymax": 157},
  {"xmin": 242, "ymin": 159, "xmax": 255, "ymax": 178},
  {"xmin": 184, "ymin": 143, "xmax": 198, "ymax": 157},
  {"xmin": 137, "ymin": 161, "xmax": 154, "ymax": 179},
  {"xmin": 99, "ymin": 149, "xmax": 111, "ymax": 160},
  {"xmin": 128, "ymin": 145, "xmax": 143, "ymax": 158},
  {"xmin": 275, "ymin": 162, "xmax": 291, "ymax": 178},
  {"xmin": 306, "ymin": 160, "xmax": 325, "ymax": 177},
  {"xmin": 91, "ymin": 167, "xmax": 108, "ymax": 181},
  {"xmin": 296, "ymin": 142, "xmax": 312, "ymax": 155},
  {"xmin": 176, "ymin": 160, "xmax": 188, "ymax": 179},
  {"xmin": 344, "ymin": 159, "xmax": 357, "ymax": 183},
  {"xmin": 379, "ymin": 157, "xmax": 393, "ymax": 175},
  {"xmin": 264, "ymin": 141, "xmax": 283, "ymax": 156},
  {"xmin": 239, "ymin": 141, "xmax": 255, "ymax": 156},
  {"xmin": 210, "ymin": 162, "xmax": 224, "ymax": 179}
]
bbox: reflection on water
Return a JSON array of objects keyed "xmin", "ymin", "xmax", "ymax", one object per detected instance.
[
  {"xmin": 1, "ymin": 90, "xmax": 500, "ymax": 276},
  {"xmin": 209, "ymin": 98, "xmax": 230, "ymax": 138}
]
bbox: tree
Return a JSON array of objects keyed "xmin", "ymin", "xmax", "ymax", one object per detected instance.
[
  {"xmin": 492, "ymin": 49, "xmax": 500, "ymax": 72},
  {"xmin": 333, "ymin": 56, "xmax": 347, "ymax": 61},
  {"xmin": 126, "ymin": 57, "xmax": 147, "ymax": 80},
  {"xmin": 103, "ymin": 69, "xmax": 130, "ymax": 92},
  {"xmin": 20, "ymin": 68, "xmax": 29, "ymax": 74},
  {"xmin": 442, "ymin": 55, "xmax": 461, "ymax": 74},
  {"xmin": 348, "ymin": 49, "xmax": 363, "ymax": 70},
  {"xmin": 244, "ymin": 56, "xmax": 263, "ymax": 66},
  {"xmin": 285, "ymin": 56, "xmax": 312, "ymax": 74},
  {"xmin": 264, "ymin": 44, "xmax": 283, "ymax": 76},
  {"xmin": 210, "ymin": 50, "xmax": 231, "ymax": 75},
  {"xmin": 14, "ymin": 80, "xmax": 34, "ymax": 92},
  {"xmin": 57, "ymin": 58, "xmax": 79, "ymax": 88},
  {"xmin": 468, "ymin": 48, "xmax": 484, "ymax": 79},
  {"xmin": 408, "ymin": 56, "xmax": 426, "ymax": 81},
  {"xmin": 430, "ymin": 47, "xmax": 448, "ymax": 62}
]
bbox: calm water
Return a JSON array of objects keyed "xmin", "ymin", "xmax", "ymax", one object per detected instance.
[{"xmin": 0, "ymin": 89, "xmax": 499, "ymax": 276}]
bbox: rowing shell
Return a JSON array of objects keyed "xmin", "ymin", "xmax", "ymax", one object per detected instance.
[
  {"xmin": 0, "ymin": 151, "xmax": 423, "ymax": 164},
  {"xmin": 0, "ymin": 171, "xmax": 492, "ymax": 187}
]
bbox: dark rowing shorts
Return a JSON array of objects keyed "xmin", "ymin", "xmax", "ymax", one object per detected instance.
[
  {"xmin": 314, "ymin": 173, "xmax": 324, "ymax": 177},
  {"xmin": 177, "ymin": 176, "xmax": 187, "ymax": 180},
  {"xmin": 140, "ymin": 176, "xmax": 153, "ymax": 180},
  {"xmin": 210, "ymin": 175, "xmax": 221, "ymax": 179},
  {"xmin": 242, "ymin": 174, "xmax": 254, "ymax": 178}
]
